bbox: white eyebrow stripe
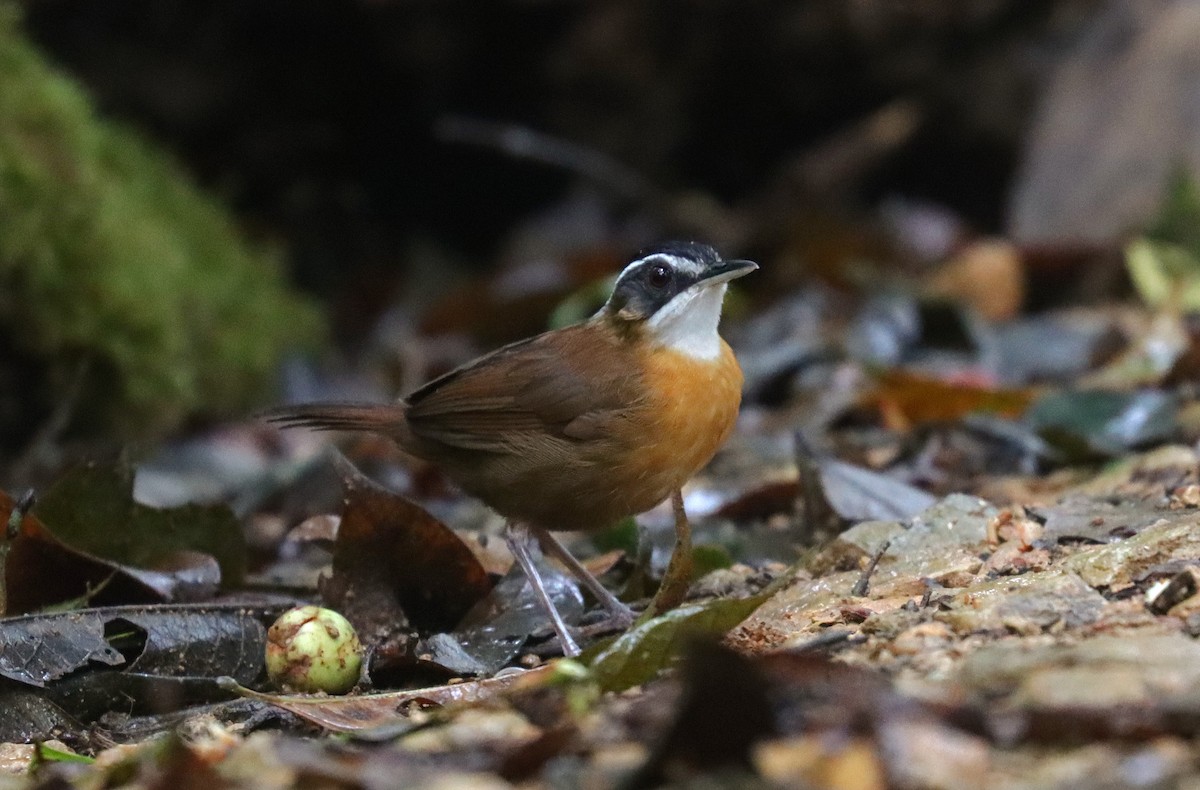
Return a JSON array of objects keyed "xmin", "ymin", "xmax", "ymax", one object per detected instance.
[{"xmin": 615, "ymin": 253, "xmax": 702, "ymax": 284}]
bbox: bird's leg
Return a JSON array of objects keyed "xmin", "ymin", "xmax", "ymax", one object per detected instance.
[
  {"xmin": 643, "ymin": 489, "xmax": 694, "ymax": 619},
  {"xmin": 504, "ymin": 521, "xmax": 581, "ymax": 657},
  {"xmin": 534, "ymin": 527, "xmax": 636, "ymax": 627}
]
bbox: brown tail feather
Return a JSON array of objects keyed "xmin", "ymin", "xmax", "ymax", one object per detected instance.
[{"xmin": 259, "ymin": 402, "xmax": 407, "ymax": 436}]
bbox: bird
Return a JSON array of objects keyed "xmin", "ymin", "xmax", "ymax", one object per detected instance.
[{"xmin": 264, "ymin": 241, "xmax": 756, "ymax": 656}]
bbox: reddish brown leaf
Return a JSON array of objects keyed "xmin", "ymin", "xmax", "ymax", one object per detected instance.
[
  {"xmin": 924, "ymin": 238, "xmax": 1026, "ymax": 322},
  {"xmin": 864, "ymin": 370, "xmax": 1036, "ymax": 430},
  {"xmin": 715, "ymin": 480, "xmax": 800, "ymax": 521},
  {"xmin": 0, "ymin": 491, "xmax": 221, "ymax": 614},
  {"xmin": 320, "ymin": 460, "xmax": 492, "ymax": 639}
]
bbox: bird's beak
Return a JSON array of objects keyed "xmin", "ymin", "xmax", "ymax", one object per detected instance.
[{"xmin": 700, "ymin": 258, "xmax": 758, "ymax": 286}]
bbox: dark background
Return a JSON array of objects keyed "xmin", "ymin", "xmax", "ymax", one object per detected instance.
[{"xmin": 20, "ymin": 1, "xmax": 1099, "ymax": 319}]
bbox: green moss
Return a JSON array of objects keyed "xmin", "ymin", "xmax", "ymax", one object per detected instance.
[{"xmin": 0, "ymin": 5, "xmax": 323, "ymax": 439}]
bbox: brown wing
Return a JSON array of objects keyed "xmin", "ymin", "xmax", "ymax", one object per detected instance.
[{"xmin": 403, "ymin": 322, "xmax": 644, "ymax": 454}]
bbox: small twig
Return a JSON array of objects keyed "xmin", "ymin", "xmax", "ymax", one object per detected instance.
[
  {"xmin": 795, "ymin": 98, "xmax": 923, "ymax": 197},
  {"xmin": 434, "ymin": 115, "xmax": 662, "ymax": 207},
  {"xmin": 793, "ymin": 431, "xmax": 837, "ymax": 545},
  {"xmin": 0, "ymin": 489, "xmax": 35, "ymax": 615},
  {"xmin": 851, "ymin": 539, "xmax": 890, "ymax": 597},
  {"xmin": 786, "ymin": 628, "xmax": 864, "ymax": 654},
  {"xmin": 11, "ymin": 359, "xmax": 90, "ymax": 485}
]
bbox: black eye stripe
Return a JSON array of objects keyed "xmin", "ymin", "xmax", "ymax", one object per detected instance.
[{"xmin": 607, "ymin": 246, "xmax": 715, "ymax": 322}]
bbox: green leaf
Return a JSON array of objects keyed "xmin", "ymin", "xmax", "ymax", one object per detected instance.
[
  {"xmin": 548, "ymin": 275, "xmax": 617, "ymax": 329},
  {"xmin": 1125, "ymin": 238, "xmax": 1200, "ymax": 309},
  {"xmin": 1026, "ymin": 389, "xmax": 1178, "ymax": 459},
  {"xmin": 586, "ymin": 592, "xmax": 773, "ymax": 693},
  {"xmin": 691, "ymin": 543, "xmax": 734, "ymax": 578},
  {"xmin": 1147, "ymin": 166, "xmax": 1200, "ymax": 251},
  {"xmin": 589, "ymin": 516, "xmax": 639, "ymax": 556},
  {"xmin": 33, "ymin": 462, "xmax": 246, "ymax": 586},
  {"xmin": 35, "ymin": 743, "xmax": 93, "ymax": 765}
]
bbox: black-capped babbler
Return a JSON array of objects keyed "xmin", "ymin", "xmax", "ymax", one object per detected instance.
[{"xmin": 265, "ymin": 242, "xmax": 756, "ymax": 655}]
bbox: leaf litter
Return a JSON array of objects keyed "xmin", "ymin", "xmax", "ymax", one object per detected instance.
[
  {"xmin": 11, "ymin": 75, "xmax": 1200, "ymax": 790},
  {"xmin": 10, "ymin": 321, "xmax": 1200, "ymax": 790}
]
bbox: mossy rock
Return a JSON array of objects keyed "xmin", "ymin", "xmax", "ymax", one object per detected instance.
[{"xmin": 0, "ymin": 5, "xmax": 323, "ymax": 445}]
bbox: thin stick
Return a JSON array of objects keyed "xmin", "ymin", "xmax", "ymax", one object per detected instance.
[
  {"xmin": 0, "ymin": 490, "xmax": 33, "ymax": 616},
  {"xmin": 851, "ymin": 539, "xmax": 890, "ymax": 597},
  {"xmin": 434, "ymin": 115, "xmax": 661, "ymax": 206}
]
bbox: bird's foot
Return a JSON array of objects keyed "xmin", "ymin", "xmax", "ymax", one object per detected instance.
[{"xmin": 576, "ymin": 598, "xmax": 638, "ymax": 637}]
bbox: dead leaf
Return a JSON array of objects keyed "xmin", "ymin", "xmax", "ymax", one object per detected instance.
[
  {"xmin": 30, "ymin": 462, "xmax": 245, "ymax": 589},
  {"xmin": 1026, "ymin": 388, "xmax": 1179, "ymax": 458},
  {"xmin": 1, "ymin": 489, "xmax": 226, "ymax": 613},
  {"xmin": 813, "ymin": 455, "xmax": 937, "ymax": 522},
  {"xmin": 625, "ymin": 640, "xmax": 775, "ymax": 788},
  {"xmin": 223, "ymin": 664, "xmax": 555, "ymax": 734},
  {"xmin": 452, "ymin": 559, "xmax": 583, "ymax": 675},
  {"xmin": 925, "ymin": 238, "xmax": 1026, "ymax": 321},
  {"xmin": 320, "ymin": 459, "xmax": 492, "ymax": 639},
  {"xmin": 865, "ymin": 370, "xmax": 1036, "ymax": 430}
]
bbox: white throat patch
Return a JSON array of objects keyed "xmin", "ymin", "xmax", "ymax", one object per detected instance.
[{"xmin": 646, "ymin": 282, "xmax": 728, "ymax": 360}]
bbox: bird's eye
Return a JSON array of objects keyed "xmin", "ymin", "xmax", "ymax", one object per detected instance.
[{"xmin": 647, "ymin": 264, "xmax": 671, "ymax": 290}]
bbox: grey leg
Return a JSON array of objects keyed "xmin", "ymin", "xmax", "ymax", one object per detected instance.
[
  {"xmin": 504, "ymin": 522, "xmax": 581, "ymax": 657},
  {"xmin": 534, "ymin": 527, "xmax": 636, "ymax": 627}
]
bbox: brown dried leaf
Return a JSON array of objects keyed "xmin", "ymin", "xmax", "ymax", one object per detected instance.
[
  {"xmin": 0, "ymin": 490, "xmax": 221, "ymax": 613},
  {"xmin": 225, "ymin": 664, "xmax": 554, "ymax": 733},
  {"xmin": 865, "ymin": 370, "xmax": 1035, "ymax": 430},
  {"xmin": 925, "ymin": 238, "xmax": 1026, "ymax": 322},
  {"xmin": 320, "ymin": 459, "xmax": 492, "ymax": 639}
]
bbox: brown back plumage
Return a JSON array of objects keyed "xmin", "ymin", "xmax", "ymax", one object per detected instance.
[
  {"xmin": 264, "ymin": 319, "xmax": 655, "ymax": 529},
  {"xmin": 403, "ymin": 321, "xmax": 645, "ymax": 453}
]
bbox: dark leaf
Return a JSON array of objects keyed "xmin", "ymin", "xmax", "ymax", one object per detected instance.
[
  {"xmin": 452, "ymin": 559, "xmax": 584, "ymax": 675},
  {"xmin": 411, "ymin": 633, "xmax": 489, "ymax": 677},
  {"xmin": 47, "ymin": 672, "xmax": 239, "ymax": 723},
  {"xmin": 0, "ymin": 603, "xmax": 284, "ymax": 740},
  {"xmin": 30, "ymin": 462, "xmax": 245, "ymax": 590},
  {"xmin": 1026, "ymin": 389, "xmax": 1179, "ymax": 458},
  {"xmin": 815, "ymin": 457, "xmax": 937, "ymax": 522},
  {"xmin": 1, "ymin": 490, "xmax": 223, "ymax": 613},
  {"xmin": 321, "ymin": 459, "xmax": 492, "ymax": 638},
  {"xmin": 990, "ymin": 314, "xmax": 1121, "ymax": 385},
  {"xmin": 0, "ymin": 687, "xmax": 81, "ymax": 743},
  {"xmin": 0, "ymin": 603, "xmax": 279, "ymax": 688},
  {"xmin": 586, "ymin": 591, "xmax": 775, "ymax": 693},
  {"xmin": 713, "ymin": 479, "xmax": 800, "ymax": 521},
  {"xmin": 0, "ymin": 610, "xmax": 123, "ymax": 686}
]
